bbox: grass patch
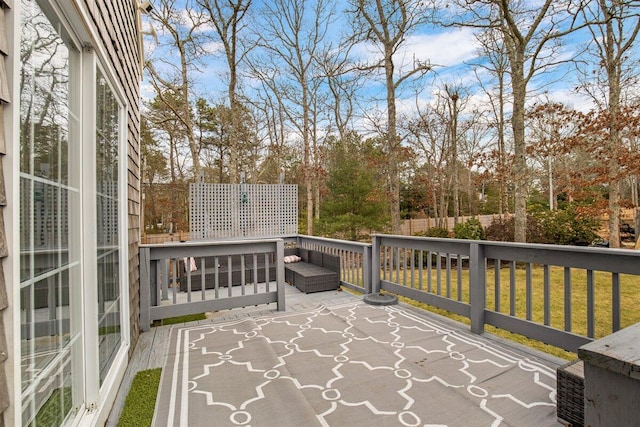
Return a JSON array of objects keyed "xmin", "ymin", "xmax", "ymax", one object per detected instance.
[
  {"xmin": 118, "ymin": 368, "xmax": 162, "ymax": 426},
  {"xmin": 152, "ymin": 312, "xmax": 207, "ymax": 327}
]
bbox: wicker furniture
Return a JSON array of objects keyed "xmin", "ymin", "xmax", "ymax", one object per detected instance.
[
  {"xmin": 557, "ymin": 359, "xmax": 584, "ymax": 427},
  {"xmin": 284, "ymin": 248, "xmax": 340, "ymax": 293}
]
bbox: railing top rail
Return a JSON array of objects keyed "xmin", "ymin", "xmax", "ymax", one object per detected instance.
[
  {"xmin": 375, "ymin": 234, "xmax": 638, "ymax": 255},
  {"xmin": 374, "ymin": 234, "xmax": 472, "ymax": 254},
  {"xmin": 373, "ymin": 234, "xmax": 640, "ymax": 274},
  {"xmin": 140, "ymin": 236, "xmax": 288, "ymax": 249},
  {"xmin": 297, "ymin": 234, "xmax": 371, "ymax": 248},
  {"xmin": 141, "ymin": 238, "xmax": 284, "ymax": 261}
]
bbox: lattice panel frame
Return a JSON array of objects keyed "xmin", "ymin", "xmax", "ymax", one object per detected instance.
[{"xmin": 190, "ymin": 183, "xmax": 298, "ymax": 240}]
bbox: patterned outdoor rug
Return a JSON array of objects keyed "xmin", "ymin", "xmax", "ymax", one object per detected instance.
[{"xmin": 153, "ymin": 302, "xmax": 559, "ymax": 427}]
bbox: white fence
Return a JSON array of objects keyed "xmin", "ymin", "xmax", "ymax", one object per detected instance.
[{"xmin": 189, "ymin": 182, "xmax": 298, "ymax": 240}]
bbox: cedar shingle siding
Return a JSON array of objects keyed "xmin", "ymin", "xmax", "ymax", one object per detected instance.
[
  {"xmin": 84, "ymin": 0, "xmax": 142, "ymax": 356},
  {"xmin": 0, "ymin": 2, "xmax": 10, "ymax": 424}
]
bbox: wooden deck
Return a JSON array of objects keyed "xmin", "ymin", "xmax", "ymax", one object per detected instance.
[{"xmin": 106, "ymin": 285, "xmax": 566, "ymax": 426}]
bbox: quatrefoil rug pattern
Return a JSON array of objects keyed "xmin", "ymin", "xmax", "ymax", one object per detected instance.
[{"xmin": 154, "ymin": 302, "xmax": 558, "ymax": 427}]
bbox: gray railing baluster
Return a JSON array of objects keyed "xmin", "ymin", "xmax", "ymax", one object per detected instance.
[
  {"xmin": 265, "ymin": 253, "xmax": 270, "ymax": 292},
  {"xmin": 494, "ymin": 259, "xmax": 501, "ymax": 312},
  {"xmin": 396, "ymin": 247, "xmax": 400, "ymax": 283},
  {"xmin": 564, "ymin": 267, "xmax": 572, "ymax": 332},
  {"xmin": 543, "ymin": 264, "xmax": 550, "ymax": 326},
  {"xmin": 227, "ymin": 255, "xmax": 232, "ymax": 297},
  {"xmin": 410, "ymin": 249, "xmax": 415, "ymax": 289},
  {"xmin": 436, "ymin": 252, "xmax": 442, "ymax": 295},
  {"xmin": 587, "ymin": 269, "xmax": 594, "ymax": 338},
  {"xmin": 418, "ymin": 250, "xmax": 423, "ymax": 290},
  {"xmin": 612, "ymin": 272, "xmax": 620, "ymax": 332},
  {"xmin": 427, "ymin": 251, "xmax": 432, "ymax": 293},
  {"xmin": 201, "ymin": 258, "xmax": 206, "ymax": 301},
  {"xmin": 161, "ymin": 258, "xmax": 168, "ymax": 301},
  {"xmin": 187, "ymin": 257, "xmax": 192, "ymax": 302},
  {"xmin": 457, "ymin": 254, "xmax": 462, "ymax": 301},
  {"xmin": 526, "ymin": 263, "xmax": 532, "ymax": 321},
  {"xmin": 240, "ymin": 255, "xmax": 246, "ymax": 296},
  {"xmin": 509, "ymin": 261, "xmax": 516, "ymax": 316},
  {"xmin": 214, "ymin": 256, "xmax": 219, "ymax": 299},
  {"xmin": 172, "ymin": 258, "xmax": 177, "ymax": 304},
  {"xmin": 253, "ymin": 254, "xmax": 258, "ymax": 294},
  {"xmin": 403, "ymin": 249, "xmax": 407, "ymax": 287},
  {"xmin": 446, "ymin": 254, "xmax": 452, "ymax": 298}
]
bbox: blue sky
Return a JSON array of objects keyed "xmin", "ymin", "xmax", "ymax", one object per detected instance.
[{"xmin": 141, "ymin": 0, "xmax": 627, "ymax": 136}]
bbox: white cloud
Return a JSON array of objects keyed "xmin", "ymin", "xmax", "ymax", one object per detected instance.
[
  {"xmin": 404, "ymin": 28, "xmax": 479, "ymax": 68},
  {"xmin": 201, "ymin": 41, "xmax": 225, "ymax": 56},
  {"xmin": 351, "ymin": 27, "xmax": 479, "ymax": 72}
]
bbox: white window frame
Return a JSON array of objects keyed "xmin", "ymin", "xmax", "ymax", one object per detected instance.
[{"xmin": 6, "ymin": 1, "xmax": 132, "ymax": 425}]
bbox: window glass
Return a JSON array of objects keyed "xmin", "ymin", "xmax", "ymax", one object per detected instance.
[
  {"xmin": 96, "ymin": 68, "xmax": 121, "ymax": 384},
  {"xmin": 19, "ymin": 0, "xmax": 81, "ymax": 424}
]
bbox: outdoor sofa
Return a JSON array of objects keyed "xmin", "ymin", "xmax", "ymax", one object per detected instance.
[
  {"xmin": 283, "ymin": 247, "xmax": 340, "ymax": 293},
  {"xmin": 177, "ymin": 247, "xmax": 340, "ymax": 294}
]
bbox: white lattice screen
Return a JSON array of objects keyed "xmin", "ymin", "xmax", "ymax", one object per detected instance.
[{"xmin": 189, "ymin": 183, "xmax": 298, "ymax": 240}]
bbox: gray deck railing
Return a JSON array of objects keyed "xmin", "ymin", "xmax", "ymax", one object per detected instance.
[
  {"xmin": 372, "ymin": 234, "xmax": 640, "ymax": 353},
  {"xmin": 295, "ymin": 235, "xmax": 372, "ymax": 294},
  {"xmin": 139, "ymin": 239, "xmax": 285, "ymax": 331},
  {"xmin": 138, "ymin": 234, "xmax": 640, "ymax": 353}
]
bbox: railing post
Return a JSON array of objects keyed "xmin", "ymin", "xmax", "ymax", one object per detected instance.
[
  {"xmin": 371, "ymin": 236, "xmax": 380, "ymax": 293},
  {"xmin": 160, "ymin": 258, "xmax": 169, "ymax": 301},
  {"xmin": 276, "ymin": 239, "xmax": 286, "ymax": 311},
  {"xmin": 140, "ymin": 247, "xmax": 151, "ymax": 332},
  {"xmin": 363, "ymin": 245, "xmax": 372, "ymax": 294},
  {"xmin": 469, "ymin": 242, "xmax": 486, "ymax": 335}
]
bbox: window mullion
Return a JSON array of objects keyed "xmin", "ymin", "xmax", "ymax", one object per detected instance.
[{"xmin": 80, "ymin": 45, "xmax": 99, "ymax": 411}]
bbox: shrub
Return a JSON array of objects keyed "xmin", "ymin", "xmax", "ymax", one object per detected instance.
[
  {"xmin": 485, "ymin": 216, "xmax": 514, "ymax": 242},
  {"xmin": 422, "ymin": 227, "xmax": 450, "ymax": 238},
  {"xmin": 485, "ymin": 208, "xmax": 599, "ymax": 246},
  {"xmin": 453, "ymin": 218, "xmax": 486, "ymax": 240},
  {"xmin": 485, "ymin": 215, "xmax": 546, "ymax": 243},
  {"xmin": 534, "ymin": 206, "xmax": 599, "ymax": 246}
]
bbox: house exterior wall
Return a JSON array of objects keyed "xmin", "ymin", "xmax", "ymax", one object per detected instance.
[{"xmin": 2, "ymin": 1, "xmax": 141, "ymax": 425}]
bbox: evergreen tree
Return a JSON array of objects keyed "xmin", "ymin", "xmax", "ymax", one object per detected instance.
[{"xmin": 317, "ymin": 133, "xmax": 390, "ymax": 240}]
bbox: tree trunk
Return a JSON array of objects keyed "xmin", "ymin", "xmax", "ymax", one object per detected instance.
[
  {"xmin": 386, "ymin": 49, "xmax": 401, "ymax": 234},
  {"xmin": 511, "ymin": 59, "xmax": 528, "ymax": 242}
]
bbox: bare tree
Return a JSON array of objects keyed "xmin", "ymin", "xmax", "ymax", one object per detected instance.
[
  {"xmin": 445, "ymin": 0, "xmax": 585, "ymax": 241},
  {"xmin": 578, "ymin": 0, "xmax": 640, "ymax": 247},
  {"xmin": 145, "ymin": 0, "xmax": 209, "ymax": 179},
  {"xmin": 472, "ymin": 26, "xmax": 511, "ymax": 215},
  {"xmin": 316, "ymin": 43, "xmax": 360, "ymax": 139},
  {"xmin": 249, "ymin": 0, "xmax": 335, "ymax": 235},
  {"xmin": 197, "ymin": 0, "xmax": 252, "ymax": 183},
  {"xmin": 404, "ymin": 95, "xmax": 453, "ymax": 227},
  {"xmin": 348, "ymin": 0, "xmax": 433, "ymax": 234},
  {"xmin": 443, "ymin": 84, "xmax": 462, "ymax": 224}
]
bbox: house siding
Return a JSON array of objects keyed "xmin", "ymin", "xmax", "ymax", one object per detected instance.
[{"xmin": 83, "ymin": 0, "xmax": 142, "ymax": 356}]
